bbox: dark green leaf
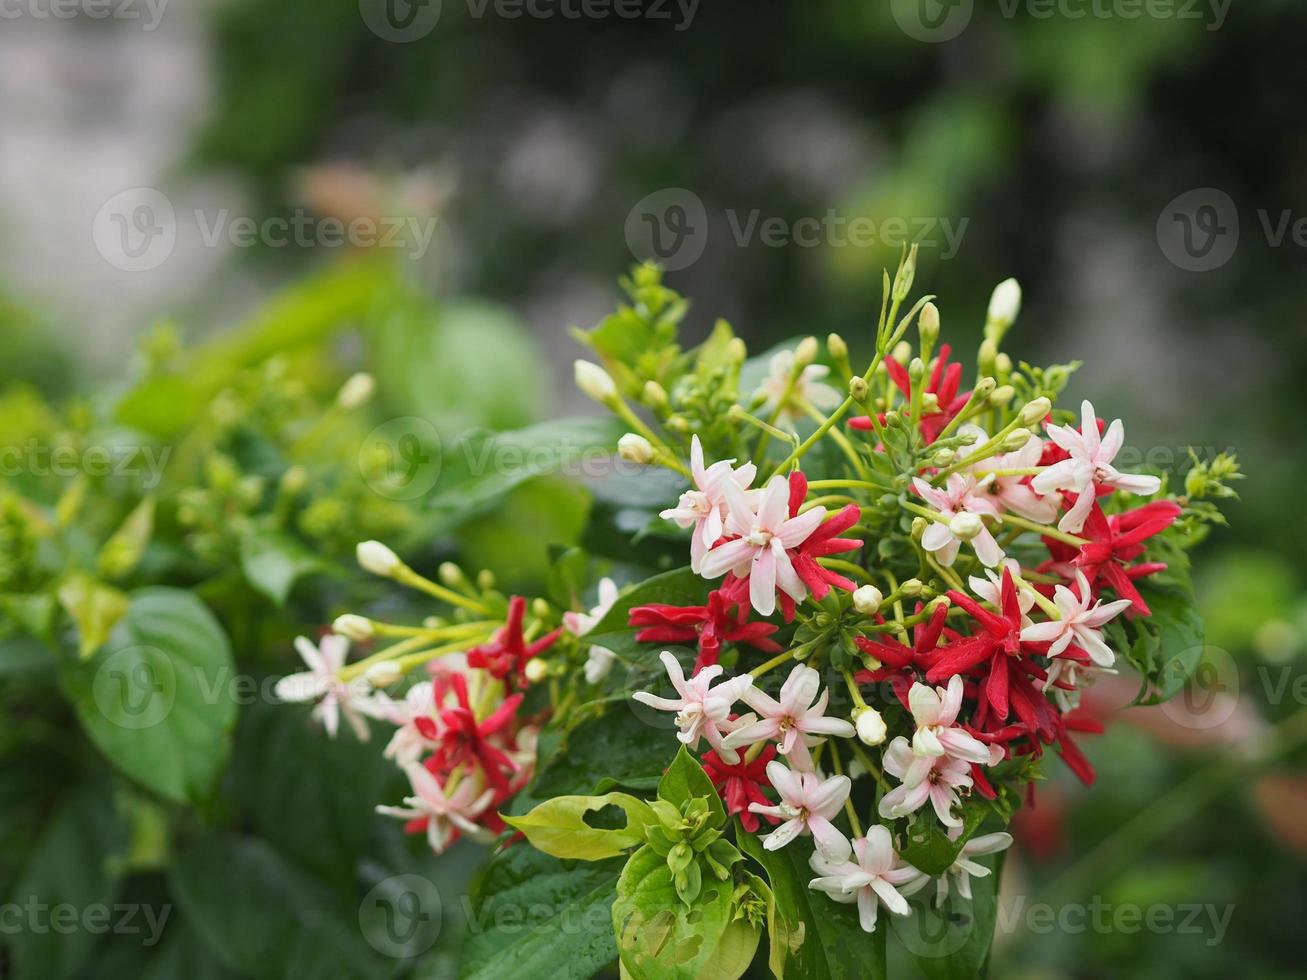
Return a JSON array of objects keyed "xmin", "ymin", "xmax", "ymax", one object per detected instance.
[
  {"xmin": 658, "ymin": 746, "xmax": 725, "ymax": 825},
  {"xmin": 239, "ymin": 528, "xmax": 324, "ymax": 606}
]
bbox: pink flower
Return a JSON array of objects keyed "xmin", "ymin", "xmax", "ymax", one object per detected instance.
[
  {"xmin": 1032, "ymin": 400, "xmax": 1162, "ymax": 533},
  {"xmin": 878, "ymin": 736, "xmax": 975, "ymax": 828},
  {"xmin": 907, "ymin": 676, "xmax": 1004, "ymax": 765},
  {"xmin": 1019, "ymin": 571, "xmax": 1132, "ymax": 667},
  {"xmin": 912, "ymin": 474, "xmax": 1004, "ymax": 567},
  {"xmin": 376, "ymin": 762, "xmax": 494, "ymax": 853},
  {"xmin": 807, "ymin": 825, "xmax": 925, "ymax": 933},
  {"xmin": 563, "ymin": 577, "xmax": 621, "ymax": 684},
  {"xmin": 632, "ymin": 651, "xmax": 753, "ymax": 762},
  {"xmin": 749, "ymin": 761, "xmax": 852, "ymax": 859},
  {"xmin": 723, "ymin": 663, "xmax": 856, "ymax": 771},
  {"xmin": 699, "ymin": 475, "xmax": 826, "ymax": 616},
  {"xmin": 961, "ymin": 426, "xmax": 1058, "ymax": 523},
  {"xmin": 274, "ymin": 635, "xmax": 373, "ymax": 740},
  {"xmin": 659, "ymin": 436, "xmax": 757, "ymax": 573}
]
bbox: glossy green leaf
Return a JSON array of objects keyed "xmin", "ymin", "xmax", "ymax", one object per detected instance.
[
  {"xmin": 658, "ymin": 745, "xmax": 725, "ymax": 825},
  {"xmin": 505, "ymin": 792, "xmax": 657, "ymax": 861}
]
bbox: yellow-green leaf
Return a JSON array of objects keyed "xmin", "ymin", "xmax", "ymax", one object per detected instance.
[
  {"xmin": 57, "ymin": 573, "xmax": 130, "ymax": 660},
  {"xmin": 97, "ymin": 496, "xmax": 156, "ymax": 580},
  {"xmin": 505, "ymin": 792, "xmax": 656, "ymax": 861}
]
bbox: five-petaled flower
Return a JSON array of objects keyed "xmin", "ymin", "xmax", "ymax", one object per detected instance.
[
  {"xmin": 275, "ymin": 635, "xmax": 374, "ymax": 741},
  {"xmin": 907, "ymin": 676, "xmax": 1005, "ymax": 766},
  {"xmin": 1032, "ymin": 399, "xmax": 1162, "ymax": 533},
  {"xmin": 723, "ymin": 663, "xmax": 856, "ymax": 771},
  {"xmin": 754, "ymin": 347, "xmax": 842, "ymax": 431},
  {"xmin": 659, "ymin": 435, "xmax": 757, "ymax": 573},
  {"xmin": 632, "ymin": 651, "xmax": 753, "ymax": 762},
  {"xmin": 878, "ymin": 735, "xmax": 976, "ymax": 828},
  {"xmin": 808, "ymin": 825, "xmax": 926, "ymax": 933},
  {"xmin": 749, "ymin": 761, "xmax": 853, "ymax": 859},
  {"xmin": 912, "ymin": 474, "xmax": 1004, "ymax": 567},
  {"xmin": 376, "ymin": 762, "xmax": 494, "ymax": 853},
  {"xmin": 1019, "ymin": 570, "xmax": 1132, "ymax": 668}
]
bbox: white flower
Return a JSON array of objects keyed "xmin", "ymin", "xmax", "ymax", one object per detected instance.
[
  {"xmin": 632, "ymin": 651, "xmax": 753, "ymax": 762},
  {"xmin": 852, "ymin": 585, "xmax": 883, "ymax": 616},
  {"xmin": 808, "ymin": 825, "xmax": 926, "ymax": 933},
  {"xmin": 564, "ymin": 578, "xmax": 621, "ymax": 685},
  {"xmin": 968, "ymin": 561, "xmax": 1034, "ymax": 627},
  {"xmin": 912, "ymin": 475, "xmax": 1004, "ymax": 567},
  {"xmin": 960, "ymin": 426, "xmax": 1058, "ymax": 523},
  {"xmin": 906, "ymin": 676, "xmax": 1003, "ymax": 765},
  {"xmin": 754, "ymin": 348, "xmax": 842, "ymax": 430},
  {"xmin": 933, "ymin": 830, "xmax": 1012, "ymax": 906},
  {"xmin": 723, "ymin": 664, "xmax": 856, "ymax": 771},
  {"xmin": 574, "ymin": 359, "xmax": 617, "ymax": 403},
  {"xmin": 274, "ymin": 635, "xmax": 373, "ymax": 741},
  {"xmin": 878, "ymin": 736, "xmax": 976, "ymax": 828},
  {"xmin": 749, "ymin": 761, "xmax": 852, "ymax": 860},
  {"xmin": 333, "ymin": 613, "xmax": 374, "ymax": 641},
  {"xmin": 376, "ymin": 763, "xmax": 494, "ymax": 853},
  {"xmin": 357, "ymin": 540, "xmax": 402, "ymax": 577},
  {"xmin": 659, "ymin": 436, "xmax": 757, "ymax": 574},
  {"xmin": 855, "ymin": 706, "xmax": 887, "ymax": 746},
  {"xmin": 1031, "ymin": 400, "xmax": 1162, "ymax": 533},
  {"xmin": 699, "ymin": 475, "xmax": 826, "ymax": 616},
  {"xmin": 1019, "ymin": 571, "xmax": 1131, "ymax": 668}
]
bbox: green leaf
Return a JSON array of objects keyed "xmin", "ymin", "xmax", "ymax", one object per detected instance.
[
  {"xmin": 461, "ymin": 844, "xmax": 623, "ymax": 980},
  {"xmin": 56, "ymin": 572, "xmax": 130, "ymax": 660},
  {"xmin": 229, "ymin": 699, "xmax": 398, "ymax": 887},
  {"xmin": 506, "ymin": 792, "xmax": 657, "ymax": 861},
  {"xmin": 239, "ymin": 528, "xmax": 324, "ymax": 606},
  {"xmin": 59, "ymin": 587, "xmax": 237, "ymax": 804},
  {"xmin": 1139, "ymin": 586, "xmax": 1206, "ymax": 703},
  {"xmin": 898, "ymin": 802, "xmax": 990, "ymax": 876},
  {"xmin": 170, "ymin": 834, "xmax": 384, "ymax": 980},
  {"xmin": 658, "ymin": 746, "xmax": 725, "ymax": 825},
  {"xmin": 426, "ymin": 418, "xmax": 625, "ymax": 528},
  {"xmin": 739, "ymin": 830, "xmax": 886, "ymax": 979},
  {"xmin": 611, "ymin": 845, "xmax": 739, "ymax": 980},
  {"xmin": 893, "ymin": 852, "xmax": 1004, "ymax": 980},
  {"xmin": 5, "ymin": 780, "xmax": 128, "ymax": 980},
  {"xmin": 97, "ymin": 496, "xmax": 156, "ymax": 581}
]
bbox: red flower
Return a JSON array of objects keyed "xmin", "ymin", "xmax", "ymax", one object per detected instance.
[
  {"xmin": 848, "ymin": 344, "xmax": 968, "ymax": 443},
  {"xmin": 629, "ymin": 589, "xmax": 782, "ymax": 672},
  {"xmin": 466, "ymin": 596, "xmax": 563, "ymax": 689},
  {"xmin": 702, "ymin": 745, "xmax": 777, "ymax": 832},
  {"xmin": 1040, "ymin": 500, "xmax": 1181, "ymax": 615},
  {"xmin": 421, "ymin": 671, "xmax": 523, "ymax": 794},
  {"xmin": 785, "ymin": 471, "xmax": 864, "ymax": 600},
  {"xmin": 853, "ymin": 601, "xmax": 951, "ymax": 708}
]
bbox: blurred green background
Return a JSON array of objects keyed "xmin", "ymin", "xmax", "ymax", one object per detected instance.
[{"xmin": 1, "ymin": 2, "xmax": 1305, "ymax": 978}]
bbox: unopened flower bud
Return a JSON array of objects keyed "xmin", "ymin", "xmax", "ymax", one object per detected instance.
[
  {"xmin": 664, "ymin": 415, "xmax": 690, "ymax": 434},
  {"xmin": 827, "ymin": 333, "xmax": 848, "ymax": 363},
  {"xmin": 892, "ymin": 341, "xmax": 912, "ymax": 364},
  {"xmin": 892, "ymin": 244, "xmax": 919, "ymax": 302},
  {"xmin": 900, "ymin": 578, "xmax": 924, "ymax": 597},
  {"xmin": 852, "ymin": 585, "xmax": 883, "ymax": 616},
  {"xmin": 643, "ymin": 381, "xmax": 669, "ymax": 411},
  {"xmin": 921, "ymin": 392, "xmax": 940, "ymax": 414},
  {"xmin": 988, "ymin": 385, "xmax": 1015, "ymax": 407},
  {"xmin": 931, "ymin": 447, "xmax": 955, "ymax": 467},
  {"xmin": 978, "ymin": 339, "xmax": 999, "ymax": 376},
  {"xmin": 1001, "ymin": 427, "xmax": 1032, "ymax": 451},
  {"xmin": 336, "ymin": 372, "xmax": 376, "ymax": 410},
  {"xmin": 574, "ymin": 360, "xmax": 617, "ymax": 403},
  {"xmin": 918, "ymin": 302, "xmax": 940, "ymax": 348},
  {"xmin": 995, "ymin": 353, "xmax": 1012, "ymax": 375},
  {"xmin": 279, "ymin": 464, "xmax": 308, "ymax": 496},
  {"xmin": 910, "ymin": 516, "xmax": 928, "ymax": 539},
  {"xmin": 854, "ymin": 706, "xmax": 888, "ymax": 746},
  {"xmin": 1017, "ymin": 397, "xmax": 1052, "ymax": 427},
  {"xmin": 524, "ymin": 658, "xmax": 550, "ymax": 684},
  {"xmin": 849, "ymin": 376, "xmax": 870, "ymax": 402},
  {"xmin": 618, "ymin": 433, "xmax": 655, "ymax": 465},
  {"xmin": 973, "ymin": 376, "xmax": 997, "ymax": 400},
  {"xmin": 986, "ymin": 278, "xmax": 1022, "ymax": 335},
  {"xmin": 333, "ymin": 614, "xmax": 374, "ymax": 641},
  {"xmin": 476, "ymin": 569, "xmax": 496, "ymax": 590},
  {"xmin": 908, "ymin": 357, "xmax": 926, "ymax": 383},
  {"xmin": 364, "ymin": 660, "xmax": 402, "ymax": 688},
  {"xmin": 438, "ymin": 562, "xmax": 464, "ymax": 587},
  {"xmin": 727, "ymin": 338, "xmax": 748, "ymax": 364},
  {"xmin": 949, "ymin": 512, "xmax": 984, "ymax": 541},
  {"xmin": 794, "ymin": 336, "xmax": 819, "ymax": 369},
  {"xmin": 357, "ymin": 540, "xmax": 402, "ymax": 577}
]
